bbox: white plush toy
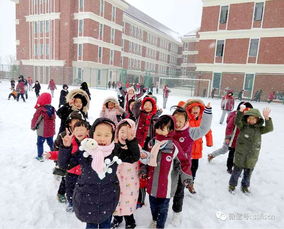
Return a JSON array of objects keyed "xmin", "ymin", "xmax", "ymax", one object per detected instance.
[
  {"xmin": 79, "ymin": 138, "xmax": 99, "ymax": 158},
  {"xmin": 79, "ymin": 138, "xmax": 122, "ymax": 179}
]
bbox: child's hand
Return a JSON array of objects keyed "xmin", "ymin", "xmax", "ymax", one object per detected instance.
[
  {"xmin": 263, "ymin": 107, "xmax": 271, "ymax": 120},
  {"xmin": 206, "ymin": 102, "xmax": 211, "ymax": 108},
  {"xmin": 140, "ymin": 151, "xmax": 148, "ymax": 159},
  {"xmin": 127, "ymin": 126, "xmax": 135, "ymax": 141},
  {"xmin": 62, "ymin": 128, "xmax": 73, "ymax": 147},
  {"xmin": 43, "ymin": 152, "xmax": 51, "ymax": 159},
  {"xmin": 115, "ymin": 103, "xmax": 119, "ymax": 109},
  {"xmin": 239, "ymin": 104, "xmax": 246, "ymax": 112},
  {"xmin": 102, "ymin": 104, "xmax": 106, "ymax": 111}
]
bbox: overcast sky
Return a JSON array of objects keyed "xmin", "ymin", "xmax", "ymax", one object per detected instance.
[{"xmin": 0, "ymin": 0, "xmax": 202, "ymax": 63}]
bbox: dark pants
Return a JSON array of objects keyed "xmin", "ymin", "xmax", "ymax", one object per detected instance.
[
  {"xmin": 86, "ymin": 216, "xmax": 112, "ymax": 229},
  {"xmin": 172, "ymin": 175, "xmax": 184, "ymax": 213},
  {"xmin": 226, "ymin": 148, "xmax": 235, "ymax": 171},
  {"xmin": 65, "ymin": 173, "xmax": 79, "ymax": 205},
  {"xmin": 35, "ymin": 91, "xmax": 40, "ymax": 97},
  {"xmin": 37, "ymin": 136, "xmax": 54, "ymax": 157},
  {"xmin": 17, "ymin": 93, "xmax": 25, "ymax": 102},
  {"xmin": 149, "ymin": 195, "xmax": 170, "ymax": 229},
  {"xmin": 229, "ymin": 165, "xmax": 254, "ymax": 188},
  {"xmin": 8, "ymin": 93, "xmax": 16, "ymax": 100},
  {"xmin": 191, "ymin": 159, "xmax": 199, "ymax": 180},
  {"xmin": 113, "ymin": 214, "xmax": 135, "ymax": 226},
  {"xmin": 58, "ymin": 177, "xmax": 66, "ymax": 195}
]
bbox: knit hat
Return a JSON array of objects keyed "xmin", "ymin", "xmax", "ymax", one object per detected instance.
[
  {"xmin": 65, "ymin": 110, "xmax": 86, "ymax": 127},
  {"xmin": 89, "ymin": 118, "xmax": 116, "ymax": 141}
]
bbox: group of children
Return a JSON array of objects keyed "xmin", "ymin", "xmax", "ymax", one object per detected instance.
[{"xmin": 29, "ymin": 82, "xmax": 273, "ymax": 229}]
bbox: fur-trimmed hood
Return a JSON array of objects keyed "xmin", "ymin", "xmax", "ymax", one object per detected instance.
[
  {"xmin": 183, "ymin": 99, "xmax": 205, "ymax": 120},
  {"xmin": 66, "ymin": 89, "xmax": 90, "ymax": 114},
  {"xmin": 103, "ymin": 97, "xmax": 119, "ymax": 106},
  {"xmin": 141, "ymin": 96, "xmax": 157, "ymax": 114}
]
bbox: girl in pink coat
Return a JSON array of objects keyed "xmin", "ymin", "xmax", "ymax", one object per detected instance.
[
  {"xmin": 100, "ymin": 97, "xmax": 125, "ymax": 125},
  {"xmin": 112, "ymin": 119, "xmax": 139, "ymax": 229}
]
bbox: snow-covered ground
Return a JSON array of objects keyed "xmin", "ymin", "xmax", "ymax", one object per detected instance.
[{"xmin": 0, "ymin": 79, "xmax": 283, "ymax": 229}]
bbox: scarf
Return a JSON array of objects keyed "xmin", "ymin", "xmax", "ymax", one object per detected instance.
[
  {"xmin": 148, "ymin": 133, "xmax": 175, "ymax": 167},
  {"xmin": 90, "ymin": 142, "xmax": 115, "ymax": 177}
]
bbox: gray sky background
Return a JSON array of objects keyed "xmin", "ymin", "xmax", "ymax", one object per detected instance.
[{"xmin": 0, "ymin": 0, "xmax": 202, "ymax": 64}]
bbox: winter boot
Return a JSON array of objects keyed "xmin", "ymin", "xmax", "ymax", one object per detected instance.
[
  {"xmin": 35, "ymin": 156, "xmax": 44, "ymax": 162},
  {"xmin": 111, "ymin": 216, "xmax": 123, "ymax": 229},
  {"xmin": 241, "ymin": 186, "xmax": 251, "ymax": 194},
  {"xmin": 57, "ymin": 193, "xmax": 67, "ymax": 203},
  {"xmin": 149, "ymin": 220, "xmax": 157, "ymax": 229},
  {"xmin": 208, "ymin": 154, "xmax": 214, "ymax": 162},
  {"xmin": 187, "ymin": 183, "xmax": 196, "ymax": 194},
  {"xmin": 171, "ymin": 212, "xmax": 182, "ymax": 226},
  {"xmin": 228, "ymin": 185, "xmax": 236, "ymax": 193}
]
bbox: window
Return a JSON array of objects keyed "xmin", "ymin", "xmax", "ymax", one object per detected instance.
[
  {"xmin": 254, "ymin": 2, "xmax": 264, "ymax": 21},
  {"xmin": 79, "ymin": 20, "xmax": 83, "ymax": 34},
  {"xmin": 78, "ymin": 44, "xmax": 83, "ymax": 57},
  {"xmin": 213, "ymin": 73, "xmax": 222, "ymax": 89},
  {"xmin": 244, "ymin": 74, "xmax": 254, "ymax": 91},
  {"xmin": 249, "ymin": 39, "xmax": 259, "ymax": 57},
  {"xmin": 216, "ymin": 40, "xmax": 224, "ymax": 57},
  {"xmin": 45, "ymin": 21, "xmax": 49, "ymax": 33},
  {"xmin": 111, "ymin": 28, "xmax": 115, "ymax": 43},
  {"xmin": 110, "ymin": 50, "xmax": 114, "ymax": 65},
  {"xmin": 97, "ymin": 70, "xmax": 101, "ymax": 84},
  {"xmin": 40, "ymin": 44, "xmax": 44, "ymax": 56},
  {"xmin": 98, "ymin": 47, "xmax": 102, "ymax": 62},
  {"xmin": 77, "ymin": 68, "xmax": 83, "ymax": 81},
  {"xmin": 46, "ymin": 44, "xmax": 49, "ymax": 57},
  {"xmin": 220, "ymin": 6, "xmax": 228, "ymax": 24},
  {"xmin": 34, "ymin": 43, "xmax": 38, "ymax": 56},
  {"xmin": 79, "ymin": 0, "xmax": 84, "ymax": 10},
  {"xmin": 34, "ymin": 22, "xmax": 38, "ymax": 34},
  {"xmin": 99, "ymin": 0, "xmax": 104, "ymax": 16},
  {"xmin": 112, "ymin": 6, "xmax": 116, "ymax": 22},
  {"xmin": 99, "ymin": 24, "xmax": 104, "ymax": 40},
  {"xmin": 40, "ymin": 21, "xmax": 44, "ymax": 33}
]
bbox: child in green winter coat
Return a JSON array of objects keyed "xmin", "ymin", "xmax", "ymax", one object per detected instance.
[{"xmin": 229, "ymin": 106, "xmax": 273, "ymax": 194}]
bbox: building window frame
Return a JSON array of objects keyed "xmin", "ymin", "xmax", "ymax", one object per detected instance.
[
  {"xmin": 216, "ymin": 40, "xmax": 224, "ymax": 57},
  {"xmin": 219, "ymin": 5, "xmax": 229, "ymax": 24},
  {"xmin": 254, "ymin": 2, "xmax": 264, "ymax": 21},
  {"xmin": 99, "ymin": 0, "xmax": 104, "ymax": 17},
  {"xmin": 248, "ymin": 38, "xmax": 259, "ymax": 57},
  {"xmin": 98, "ymin": 47, "xmax": 102, "ymax": 63},
  {"xmin": 99, "ymin": 23, "xmax": 104, "ymax": 40}
]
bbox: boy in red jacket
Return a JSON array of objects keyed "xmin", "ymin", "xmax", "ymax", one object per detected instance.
[
  {"xmin": 220, "ymin": 90, "xmax": 235, "ymax": 124},
  {"xmin": 31, "ymin": 93, "xmax": 56, "ymax": 161}
]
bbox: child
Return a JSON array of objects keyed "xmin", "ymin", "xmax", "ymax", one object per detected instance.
[
  {"xmin": 58, "ymin": 118, "xmax": 140, "ymax": 229},
  {"xmin": 48, "ymin": 79, "xmax": 57, "ymax": 98},
  {"xmin": 183, "ymin": 99, "xmax": 213, "ymax": 193},
  {"xmin": 228, "ymin": 107, "xmax": 273, "ymax": 193},
  {"xmin": 57, "ymin": 89, "xmax": 90, "ymax": 134},
  {"xmin": 171, "ymin": 104, "xmax": 212, "ymax": 224},
  {"xmin": 141, "ymin": 115, "xmax": 193, "ymax": 229},
  {"xmin": 46, "ymin": 120, "xmax": 90, "ymax": 211},
  {"xmin": 220, "ymin": 90, "xmax": 235, "ymax": 124},
  {"xmin": 16, "ymin": 79, "xmax": 26, "ymax": 102},
  {"xmin": 132, "ymin": 96, "xmax": 160, "ymax": 207},
  {"xmin": 119, "ymin": 86, "xmax": 145, "ymax": 112},
  {"xmin": 31, "ymin": 93, "xmax": 56, "ymax": 161},
  {"xmin": 162, "ymin": 85, "xmax": 171, "ymax": 109},
  {"xmin": 48, "ymin": 111, "xmax": 87, "ymax": 203},
  {"xmin": 33, "ymin": 80, "xmax": 41, "ymax": 97},
  {"xmin": 208, "ymin": 102, "xmax": 253, "ymax": 174},
  {"xmin": 112, "ymin": 119, "xmax": 139, "ymax": 229},
  {"xmin": 59, "ymin": 84, "xmax": 69, "ymax": 107},
  {"xmin": 8, "ymin": 88, "xmax": 17, "ymax": 100},
  {"xmin": 100, "ymin": 97, "xmax": 125, "ymax": 125}
]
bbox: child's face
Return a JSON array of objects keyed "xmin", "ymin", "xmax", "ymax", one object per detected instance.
[
  {"xmin": 118, "ymin": 125, "xmax": 130, "ymax": 144},
  {"xmin": 143, "ymin": 101, "xmax": 153, "ymax": 113},
  {"xmin": 174, "ymin": 113, "xmax": 186, "ymax": 130},
  {"xmin": 128, "ymin": 89, "xmax": 134, "ymax": 95},
  {"xmin": 73, "ymin": 126, "xmax": 88, "ymax": 142},
  {"xmin": 247, "ymin": 116, "xmax": 258, "ymax": 125},
  {"xmin": 108, "ymin": 102, "xmax": 115, "ymax": 110},
  {"xmin": 69, "ymin": 119, "xmax": 80, "ymax": 132},
  {"xmin": 74, "ymin": 98, "xmax": 83, "ymax": 110},
  {"xmin": 129, "ymin": 101, "xmax": 134, "ymax": 112},
  {"xmin": 191, "ymin": 106, "xmax": 200, "ymax": 118},
  {"xmin": 156, "ymin": 126, "xmax": 170, "ymax": 136},
  {"xmin": 93, "ymin": 123, "xmax": 113, "ymax": 146}
]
